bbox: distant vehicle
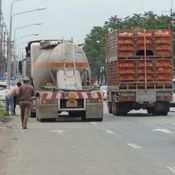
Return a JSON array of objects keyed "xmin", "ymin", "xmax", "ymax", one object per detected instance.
[
  {"xmin": 0, "ymin": 84, "xmax": 8, "ymax": 101},
  {"xmin": 100, "ymin": 86, "xmax": 107, "ymax": 100}
]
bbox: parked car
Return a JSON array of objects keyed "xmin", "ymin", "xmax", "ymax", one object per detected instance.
[
  {"xmin": 0, "ymin": 84, "xmax": 8, "ymax": 101},
  {"xmin": 100, "ymin": 85, "xmax": 107, "ymax": 100}
]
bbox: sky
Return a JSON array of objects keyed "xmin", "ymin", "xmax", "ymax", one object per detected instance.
[{"xmin": 2, "ymin": 0, "xmax": 174, "ymax": 46}]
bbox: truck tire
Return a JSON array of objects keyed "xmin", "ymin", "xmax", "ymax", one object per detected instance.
[
  {"xmin": 30, "ymin": 111, "xmax": 36, "ymax": 118},
  {"xmin": 94, "ymin": 118, "xmax": 103, "ymax": 122},
  {"xmin": 69, "ymin": 111, "xmax": 78, "ymax": 117},
  {"xmin": 81, "ymin": 111, "xmax": 86, "ymax": 121},
  {"xmin": 147, "ymin": 107, "xmax": 155, "ymax": 114},
  {"xmin": 115, "ymin": 103, "xmax": 128, "ymax": 116},
  {"xmin": 108, "ymin": 102, "xmax": 112, "ymax": 113},
  {"xmin": 153, "ymin": 102, "xmax": 169, "ymax": 116}
]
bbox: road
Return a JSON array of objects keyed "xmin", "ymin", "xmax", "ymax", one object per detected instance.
[{"xmin": 0, "ymin": 102, "xmax": 175, "ymax": 175}]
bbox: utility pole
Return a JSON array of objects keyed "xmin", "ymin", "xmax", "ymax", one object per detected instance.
[
  {"xmin": 0, "ymin": 0, "xmax": 2, "ymax": 76},
  {"xmin": 0, "ymin": 0, "xmax": 2, "ymax": 24}
]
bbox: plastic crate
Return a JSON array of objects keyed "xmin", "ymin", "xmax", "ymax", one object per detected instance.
[
  {"xmin": 119, "ymin": 61, "xmax": 135, "ymax": 68},
  {"xmin": 153, "ymin": 29, "xmax": 171, "ymax": 37}
]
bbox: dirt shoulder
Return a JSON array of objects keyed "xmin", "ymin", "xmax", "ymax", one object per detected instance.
[{"xmin": 0, "ymin": 118, "xmax": 18, "ymax": 175}]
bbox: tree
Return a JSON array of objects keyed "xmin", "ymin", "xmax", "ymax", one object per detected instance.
[
  {"xmin": 83, "ymin": 26, "xmax": 106, "ymax": 78},
  {"xmin": 83, "ymin": 12, "xmax": 173, "ymax": 78}
]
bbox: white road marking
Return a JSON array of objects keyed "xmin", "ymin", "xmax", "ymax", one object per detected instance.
[
  {"xmin": 91, "ymin": 122, "xmax": 98, "ymax": 126},
  {"xmin": 128, "ymin": 143, "xmax": 141, "ymax": 149},
  {"xmin": 167, "ymin": 166, "xmax": 175, "ymax": 173},
  {"xmin": 105, "ymin": 130, "xmax": 115, "ymax": 134},
  {"xmin": 152, "ymin": 129, "xmax": 172, "ymax": 134},
  {"xmin": 49, "ymin": 130, "xmax": 66, "ymax": 134}
]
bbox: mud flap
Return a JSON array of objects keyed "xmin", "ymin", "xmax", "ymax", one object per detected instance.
[
  {"xmin": 86, "ymin": 103, "xmax": 103, "ymax": 120},
  {"xmin": 136, "ymin": 90, "xmax": 156, "ymax": 103},
  {"xmin": 36, "ymin": 104, "xmax": 58, "ymax": 120}
]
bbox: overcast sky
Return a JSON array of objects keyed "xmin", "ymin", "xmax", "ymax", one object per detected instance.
[{"xmin": 2, "ymin": 0, "xmax": 174, "ymax": 45}]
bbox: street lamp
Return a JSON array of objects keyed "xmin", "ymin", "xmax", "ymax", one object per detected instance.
[
  {"xmin": 13, "ymin": 23, "xmax": 42, "ymax": 75},
  {"xmin": 16, "ymin": 33, "xmax": 39, "ymax": 40},
  {"xmin": 13, "ymin": 22, "xmax": 42, "ymax": 42},
  {"xmin": 13, "ymin": 33, "xmax": 39, "ymax": 75},
  {"xmin": 7, "ymin": 0, "xmax": 22, "ymax": 88},
  {"xmin": 7, "ymin": 2, "xmax": 46, "ymax": 88},
  {"xmin": 15, "ymin": 33, "xmax": 39, "ymax": 60},
  {"xmin": 12, "ymin": 7, "xmax": 46, "ymax": 17}
]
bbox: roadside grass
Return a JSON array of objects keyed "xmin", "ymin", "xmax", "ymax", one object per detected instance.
[{"xmin": 0, "ymin": 102, "xmax": 6, "ymax": 122}]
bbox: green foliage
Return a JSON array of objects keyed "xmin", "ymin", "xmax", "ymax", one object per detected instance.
[
  {"xmin": 83, "ymin": 26, "xmax": 106, "ymax": 78},
  {"xmin": 0, "ymin": 104, "xmax": 6, "ymax": 122},
  {"xmin": 84, "ymin": 11, "xmax": 174, "ymax": 78}
]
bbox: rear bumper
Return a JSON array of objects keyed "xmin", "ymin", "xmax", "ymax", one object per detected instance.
[{"xmin": 36, "ymin": 102, "xmax": 103, "ymax": 119}]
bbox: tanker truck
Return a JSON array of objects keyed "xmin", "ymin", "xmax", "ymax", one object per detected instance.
[{"xmin": 25, "ymin": 40, "xmax": 103, "ymax": 121}]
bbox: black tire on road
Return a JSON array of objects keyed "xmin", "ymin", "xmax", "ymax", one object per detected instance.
[
  {"xmin": 30, "ymin": 111, "xmax": 36, "ymax": 118},
  {"xmin": 81, "ymin": 111, "xmax": 86, "ymax": 121},
  {"xmin": 108, "ymin": 102, "xmax": 112, "ymax": 113}
]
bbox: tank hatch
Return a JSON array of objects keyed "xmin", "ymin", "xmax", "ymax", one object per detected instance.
[{"xmin": 40, "ymin": 40, "xmax": 62, "ymax": 49}]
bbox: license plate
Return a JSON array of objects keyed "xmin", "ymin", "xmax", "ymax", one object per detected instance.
[{"xmin": 66, "ymin": 100, "xmax": 78, "ymax": 107}]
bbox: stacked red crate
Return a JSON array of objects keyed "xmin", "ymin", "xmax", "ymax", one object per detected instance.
[
  {"xmin": 117, "ymin": 30, "xmax": 135, "ymax": 57},
  {"xmin": 135, "ymin": 30, "xmax": 153, "ymax": 51},
  {"xmin": 106, "ymin": 29, "xmax": 173, "ymax": 89},
  {"xmin": 153, "ymin": 30, "xmax": 172, "ymax": 57}
]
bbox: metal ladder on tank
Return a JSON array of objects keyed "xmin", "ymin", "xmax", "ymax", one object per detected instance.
[{"xmin": 63, "ymin": 41, "xmax": 78, "ymax": 89}]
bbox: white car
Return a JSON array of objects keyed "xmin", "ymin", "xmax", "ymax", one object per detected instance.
[
  {"xmin": 100, "ymin": 85, "xmax": 107, "ymax": 100},
  {"xmin": 0, "ymin": 84, "xmax": 8, "ymax": 101}
]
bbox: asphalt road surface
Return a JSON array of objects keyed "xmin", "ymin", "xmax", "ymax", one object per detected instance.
[{"xmin": 0, "ymin": 102, "xmax": 175, "ymax": 175}]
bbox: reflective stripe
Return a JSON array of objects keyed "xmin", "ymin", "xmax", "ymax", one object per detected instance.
[
  {"xmin": 40, "ymin": 91, "xmax": 102, "ymax": 100},
  {"xmin": 34, "ymin": 62, "xmax": 88, "ymax": 68},
  {"xmin": 77, "ymin": 92, "xmax": 83, "ymax": 99},
  {"xmin": 87, "ymin": 92, "xmax": 93, "ymax": 100},
  {"xmin": 96, "ymin": 91, "xmax": 103, "ymax": 100},
  {"xmin": 51, "ymin": 92, "xmax": 57, "ymax": 100},
  {"xmin": 41, "ymin": 93, "xmax": 48, "ymax": 102}
]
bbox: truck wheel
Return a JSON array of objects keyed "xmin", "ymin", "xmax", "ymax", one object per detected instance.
[
  {"xmin": 81, "ymin": 111, "xmax": 86, "ymax": 121},
  {"xmin": 162, "ymin": 111, "xmax": 168, "ymax": 116},
  {"xmin": 116, "ymin": 103, "xmax": 128, "ymax": 116},
  {"xmin": 108, "ymin": 102, "xmax": 112, "ymax": 113},
  {"xmin": 69, "ymin": 111, "xmax": 77, "ymax": 117},
  {"xmin": 153, "ymin": 102, "xmax": 169, "ymax": 116},
  {"xmin": 30, "ymin": 111, "xmax": 36, "ymax": 118},
  {"xmin": 92, "ymin": 118, "xmax": 103, "ymax": 122},
  {"xmin": 147, "ymin": 107, "xmax": 155, "ymax": 114}
]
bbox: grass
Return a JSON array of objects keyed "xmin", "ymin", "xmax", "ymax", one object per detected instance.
[{"xmin": 0, "ymin": 103, "xmax": 6, "ymax": 122}]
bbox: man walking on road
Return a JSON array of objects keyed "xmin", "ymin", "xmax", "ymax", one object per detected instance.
[
  {"xmin": 18, "ymin": 76, "xmax": 35, "ymax": 129},
  {"xmin": 5, "ymin": 82, "xmax": 22, "ymax": 116}
]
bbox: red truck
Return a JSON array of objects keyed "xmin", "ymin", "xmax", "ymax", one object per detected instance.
[{"xmin": 106, "ymin": 29, "xmax": 173, "ymax": 116}]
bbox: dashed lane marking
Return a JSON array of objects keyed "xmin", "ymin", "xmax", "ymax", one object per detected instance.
[
  {"xmin": 152, "ymin": 129, "xmax": 172, "ymax": 134},
  {"xmin": 105, "ymin": 130, "xmax": 115, "ymax": 134},
  {"xmin": 167, "ymin": 166, "xmax": 175, "ymax": 173},
  {"xmin": 49, "ymin": 130, "xmax": 66, "ymax": 134},
  {"xmin": 91, "ymin": 122, "xmax": 98, "ymax": 126},
  {"xmin": 128, "ymin": 143, "xmax": 141, "ymax": 149}
]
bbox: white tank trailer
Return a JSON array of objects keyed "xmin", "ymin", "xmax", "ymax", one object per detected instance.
[{"xmin": 25, "ymin": 40, "xmax": 103, "ymax": 121}]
